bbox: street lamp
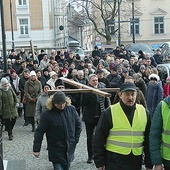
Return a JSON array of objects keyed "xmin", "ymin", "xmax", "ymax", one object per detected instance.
[
  {"xmin": 132, "ymin": 0, "xmax": 135, "ymax": 43},
  {"xmin": 118, "ymin": 0, "xmax": 121, "ymax": 46},
  {"xmin": 10, "ymin": 0, "xmax": 15, "ymax": 50},
  {"xmin": 0, "ymin": 0, "xmax": 8, "ymax": 73}
]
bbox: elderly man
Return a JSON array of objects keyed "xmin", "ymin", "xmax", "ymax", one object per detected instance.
[
  {"xmin": 93, "ymin": 82, "xmax": 152, "ymax": 170},
  {"xmin": 81, "ymin": 74, "xmax": 111, "ymax": 164}
]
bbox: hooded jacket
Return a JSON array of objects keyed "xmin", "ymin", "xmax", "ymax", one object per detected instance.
[{"xmin": 33, "ymin": 96, "xmax": 82, "ymax": 165}]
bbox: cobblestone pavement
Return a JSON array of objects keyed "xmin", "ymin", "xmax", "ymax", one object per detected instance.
[
  {"xmin": 2, "ymin": 116, "xmax": 96, "ymax": 170},
  {"xmin": 2, "ymin": 116, "xmax": 147, "ymax": 170}
]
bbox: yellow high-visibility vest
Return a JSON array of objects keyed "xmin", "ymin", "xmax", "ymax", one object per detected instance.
[
  {"xmin": 161, "ymin": 101, "xmax": 170, "ymax": 160},
  {"xmin": 106, "ymin": 103, "xmax": 147, "ymax": 155}
]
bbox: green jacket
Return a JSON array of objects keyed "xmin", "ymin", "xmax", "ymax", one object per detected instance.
[
  {"xmin": 0, "ymin": 86, "xmax": 18, "ymax": 119},
  {"xmin": 150, "ymin": 95, "xmax": 170, "ymax": 167}
]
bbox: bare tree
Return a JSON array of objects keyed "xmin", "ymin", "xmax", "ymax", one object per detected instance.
[{"xmin": 69, "ymin": 0, "xmax": 123, "ymax": 45}]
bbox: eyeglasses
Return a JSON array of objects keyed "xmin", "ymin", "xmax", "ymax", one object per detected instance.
[
  {"xmin": 44, "ymin": 86, "xmax": 50, "ymax": 89},
  {"xmin": 57, "ymin": 86, "xmax": 65, "ymax": 89}
]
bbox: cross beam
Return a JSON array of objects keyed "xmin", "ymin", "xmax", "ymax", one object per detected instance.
[{"xmin": 49, "ymin": 77, "xmax": 120, "ymax": 97}]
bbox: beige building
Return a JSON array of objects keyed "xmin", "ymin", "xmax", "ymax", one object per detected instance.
[
  {"xmin": 93, "ymin": 0, "xmax": 170, "ymax": 49},
  {"xmin": 0, "ymin": 0, "xmax": 54, "ymax": 51}
]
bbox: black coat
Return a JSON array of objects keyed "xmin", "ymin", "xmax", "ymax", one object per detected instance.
[
  {"xmin": 81, "ymin": 82, "xmax": 111, "ymax": 123},
  {"xmin": 33, "ymin": 105, "xmax": 82, "ymax": 165}
]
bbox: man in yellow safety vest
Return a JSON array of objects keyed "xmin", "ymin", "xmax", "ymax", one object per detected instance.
[
  {"xmin": 93, "ymin": 82, "xmax": 152, "ymax": 170},
  {"xmin": 150, "ymin": 95, "xmax": 170, "ymax": 170}
]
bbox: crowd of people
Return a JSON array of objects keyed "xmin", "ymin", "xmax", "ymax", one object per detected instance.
[{"xmin": 0, "ymin": 45, "xmax": 170, "ymax": 170}]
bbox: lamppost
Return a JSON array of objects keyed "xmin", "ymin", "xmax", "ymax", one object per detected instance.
[
  {"xmin": 118, "ymin": 0, "xmax": 121, "ymax": 46},
  {"xmin": 132, "ymin": 0, "xmax": 135, "ymax": 43},
  {"xmin": 0, "ymin": 1, "xmax": 5, "ymax": 169},
  {"xmin": 0, "ymin": 0, "xmax": 8, "ymax": 74},
  {"xmin": 10, "ymin": 0, "xmax": 15, "ymax": 50}
]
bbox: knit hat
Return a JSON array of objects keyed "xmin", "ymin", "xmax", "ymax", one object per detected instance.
[
  {"xmin": 43, "ymin": 68, "xmax": 49, "ymax": 73},
  {"xmin": 50, "ymin": 71, "xmax": 57, "ymax": 77},
  {"xmin": 52, "ymin": 91, "xmax": 66, "ymax": 104},
  {"xmin": 140, "ymin": 65, "xmax": 145, "ymax": 70},
  {"xmin": 149, "ymin": 74, "xmax": 160, "ymax": 81},
  {"xmin": 55, "ymin": 79, "xmax": 65, "ymax": 87},
  {"xmin": 1, "ymin": 77, "xmax": 9, "ymax": 86},
  {"xmin": 30, "ymin": 70, "xmax": 36, "ymax": 76},
  {"xmin": 166, "ymin": 76, "xmax": 170, "ymax": 81}
]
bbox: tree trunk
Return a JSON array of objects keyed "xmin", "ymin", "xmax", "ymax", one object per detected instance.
[{"xmin": 106, "ymin": 36, "xmax": 112, "ymax": 45}]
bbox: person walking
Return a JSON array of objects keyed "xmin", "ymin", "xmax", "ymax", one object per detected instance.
[
  {"xmin": 93, "ymin": 82, "xmax": 152, "ymax": 170},
  {"xmin": 33, "ymin": 91, "xmax": 82, "ymax": 170},
  {"xmin": 19, "ymin": 69, "xmax": 30, "ymax": 126},
  {"xmin": 150, "ymin": 95, "xmax": 170, "ymax": 170},
  {"xmin": 35, "ymin": 84, "xmax": 51, "ymax": 125},
  {"xmin": 146, "ymin": 73, "xmax": 163, "ymax": 118},
  {"xmin": 24, "ymin": 70, "xmax": 42, "ymax": 132},
  {"xmin": 0, "ymin": 78, "xmax": 18, "ymax": 140},
  {"xmin": 81, "ymin": 74, "xmax": 111, "ymax": 163}
]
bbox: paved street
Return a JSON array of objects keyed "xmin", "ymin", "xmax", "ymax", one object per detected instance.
[
  {"xmin": 2, "ymin": 116, "xmax": 147, "ymax": 170},
  {"xmin": 2, "ymin": 116, "xmax": 96, "ymax": 170}
]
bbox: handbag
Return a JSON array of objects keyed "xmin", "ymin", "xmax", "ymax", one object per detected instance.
[{"xmin": 22, "ymin": 94, "xmax": 27, "ymax": 104}]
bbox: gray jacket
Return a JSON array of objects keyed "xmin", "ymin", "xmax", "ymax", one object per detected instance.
[{"xmin": 35, "ymin": 92, "xmax": 49, "ymax": 121}]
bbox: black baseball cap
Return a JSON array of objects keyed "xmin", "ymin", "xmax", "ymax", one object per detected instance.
[{"xmin": 120, "ymin": 82, "xmax": 136, "ymax": 92}]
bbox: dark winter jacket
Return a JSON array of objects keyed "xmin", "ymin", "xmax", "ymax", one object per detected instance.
[
  {"xmin": 33, "ymin": 99, "xmax": 82, "ymax": 165},
  {"xmin": 149, "ymin": 96, "xmax": 170, "ymax": 168},
  {"xmin": 146, "ymin": 81, "xmax": 163, "ymax": 117},
  {"xmin": 19, "ymin": 76, "xmax": 29, "ymax": 100},
  {"xmin": 0, "ymin": 87, "xmax": 18, "ymax": 119},
  {"xmin": 107, "ymin": 73, "xmax": 121, "ymax": 88},
  {"xmin": 81, "ymin": 82, "xmax": 111, "ymax": 123},
  {"xmin": 135, "ymin": 78, "xmax": 147, "ymax": 97}
]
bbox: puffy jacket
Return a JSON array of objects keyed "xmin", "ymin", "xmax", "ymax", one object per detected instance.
[
  {"xmin": 146, "ymin": 81, "xmax": 163, "ymax": 117},
  {"xmin": 33, "ymin": 101, "xmax": 82, "ymax": 165}
]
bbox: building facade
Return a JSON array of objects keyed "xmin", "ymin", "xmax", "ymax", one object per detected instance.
[
  {"xmin": 0, "ymin": 0, "xmax": 54, "ymax": 51},
  {"xmin": 94, "ymin": 0, "xmax": 170, "ymax": 48}
]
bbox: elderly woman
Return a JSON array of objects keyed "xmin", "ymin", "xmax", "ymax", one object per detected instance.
[
  {"xmin": 0, "ymin": 78, "xmax": 18, "ymax": 140},
  {"xmin": 24, "ymin": 70, "xmax": 42, "ymax": 132},
  {"xmin": 47, "ymin": 71, "xmax": 58, "ymax": 90},
  {"xmin": 35, "ymin": 84, "xmax": 51, "ymax": 124}
]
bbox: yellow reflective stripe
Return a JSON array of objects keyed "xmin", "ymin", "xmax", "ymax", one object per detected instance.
[
  {"xmin": 163, "ymin": 129, "xmax": 170, "ymax": 135},
  {"xmin": 107, "ymin": 139, "xmax": 143, "ymax": 148},
  {"xmin": 109, "ymin": 131, "xmax": 144, "ymax": 136},
  {"xmin": 162, "ymin": 141, "xmax": 170, "ymax": 148}
]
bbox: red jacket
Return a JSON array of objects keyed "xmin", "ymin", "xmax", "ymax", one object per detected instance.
[{"xmin": 163, "ymin": 84, "xmax": 170, "ymax": 98}]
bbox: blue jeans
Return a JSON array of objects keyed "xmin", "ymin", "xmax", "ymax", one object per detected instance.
[{"xmin": 52, "ymin": 163, "xmax": 70, "ymax": 170}]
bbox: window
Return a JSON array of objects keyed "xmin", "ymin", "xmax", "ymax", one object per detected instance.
[
  {"xmin": 19, "ymin": 19, "xmax": 28, "ymax": 35},
  {"xmin": 154, "ymin": 17, "xmax": 164, "ymax": 34},
  {"xmin": 130, "ymin": 18, "xmax": 140, "ymax": 35},
  {"xmin": 109, "ymin": 25, "xmax": 115, "ymax": 35},
  {"xmin": 19, "ymin": 0, "xmax": 26, "ymax": 6}
]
